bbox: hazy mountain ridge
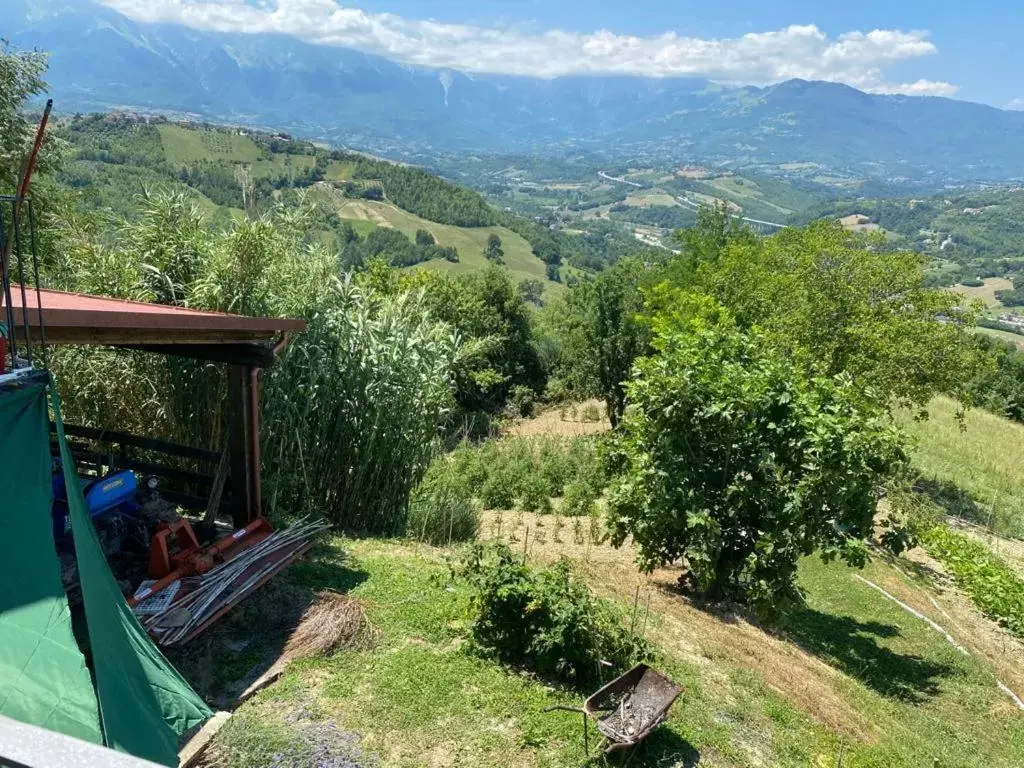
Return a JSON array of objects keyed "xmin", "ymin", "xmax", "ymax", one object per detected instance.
[{"xmin": 6, "ymin": 0, "xmax": 1024, "ymax": 182}]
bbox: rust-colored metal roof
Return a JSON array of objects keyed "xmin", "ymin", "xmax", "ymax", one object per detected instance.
[{"xmin": 4, "ymin": 286, "xmax": 305, "ymax": 345}]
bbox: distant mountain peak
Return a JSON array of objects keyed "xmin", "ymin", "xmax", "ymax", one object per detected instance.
[{"xmin": 3, "ymin": 1, "xmax": 1024, "ymax": 182}]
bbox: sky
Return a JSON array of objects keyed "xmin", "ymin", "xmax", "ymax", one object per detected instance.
[{"xmin": 99, "ymin": 0, "xmax": 1024, "ymax": 108}]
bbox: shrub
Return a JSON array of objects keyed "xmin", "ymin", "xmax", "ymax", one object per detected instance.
[
  {"xmin": 519, "ymin": 472, "xmax": 552, "ymax": 514},
  {"xmin": 408, "ymin": 457, "xmax": 481, "ymax": 545},
  {"xmin": 535, "ymin": 439, "xmax": 572, "ymax": 497},
  {"xmin": 456, "ymin": 543, "xmax": 649, "ymax": 685},
  {"xmin": 608, "ymin": 307, "xmax": 906, "ymax": 611},
  {"xmin": 480, "ymin": 466, "xmax": 517, "ymax": 510},
  {"xmin": 560, "ymin": 479, "xmax": 600, "ymax": 518},
  {"xmin": 507, "ymin": 384, "xmax": 536, "ymax": 418}
]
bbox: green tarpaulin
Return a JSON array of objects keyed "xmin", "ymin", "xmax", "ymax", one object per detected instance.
[
  {"xmin": 0, "ymin": 380, "xmax": 103, "ymax": 745},
  {"xmin": 0, "ymin": 377, "xmax": 212, "ymax": 765}
]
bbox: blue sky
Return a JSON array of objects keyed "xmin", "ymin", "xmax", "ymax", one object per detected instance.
[{"xmin": 101, "ymin": 0, "xmax": 1023, "ymax": 108}]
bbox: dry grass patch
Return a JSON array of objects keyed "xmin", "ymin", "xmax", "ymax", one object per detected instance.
[
  {"xmin": 949, "ymin": 277, "xmax": 1014, "ymax": 308},
  {"xmin": 503, "ymin": 400, "xmax": 610, "ymax": 438},
  {"xmin": 284, "ymin": 591, "xmax": 374, "ymax": 661}
]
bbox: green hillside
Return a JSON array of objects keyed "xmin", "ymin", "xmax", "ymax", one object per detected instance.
[
  {"xmin": 56, "ymin": 115, "xmax": 575, "ymax": 286},
  {"xmin": 329, "ymin": 194, "xmax": 550, "ymax": 284},
  {"xmin": 801, "ymin": 189, "xmax": 1024, "ymax": 285}
]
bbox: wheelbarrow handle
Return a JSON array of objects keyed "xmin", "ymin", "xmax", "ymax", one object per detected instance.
[{"xmin": 543, "ymin": 705, "xmax": 587, "ymax": 714}]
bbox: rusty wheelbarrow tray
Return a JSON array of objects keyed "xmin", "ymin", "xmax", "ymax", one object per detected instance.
[{"xmin": 546, "ymin": 663, "xmax": 683, "ymax": 758}]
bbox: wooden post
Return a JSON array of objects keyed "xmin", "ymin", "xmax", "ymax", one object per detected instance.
[{"xmin": 227, "ymin": 364, "xmax": 262, "ymax": 528}]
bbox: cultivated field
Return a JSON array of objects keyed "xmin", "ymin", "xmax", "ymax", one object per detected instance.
[
  {"xmin": 331, "ymin": 196, "xmax": 552, "ymax": 286},
  {"xmin": 158, "ymin": 125, "xmax": 262, "ymax": 164},
  {"xmin": 157, "ymin": 124, "xmax": 350, "ymax": 180},
  {"xmin": 950, "ymin": 277, "xmax": 1014, "ymax": 309},
  {"xmin": 624, "ymin": 191, "xmax": 680, "ymax": 207}
]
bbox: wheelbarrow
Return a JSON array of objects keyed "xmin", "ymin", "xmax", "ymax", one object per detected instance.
[{"xmin": 546, "ymin": 663, "xmax": 683, "ymax": 759}]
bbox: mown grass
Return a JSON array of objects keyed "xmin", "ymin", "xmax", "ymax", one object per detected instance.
[
  {"xmin": 974, "ymin": 325, "xmax": 1024, "ymax": 351},
  {"xmin": 157, "ymin": 125, "xmax": 262, "ymax": 165},
  {"xmin": 209, "ymin": 536, "xmax": 1024, "ymax": 768},
  {"xmin": 898, "ymin": 396, "xmax": 1024, "ymax": 537},
  {"xmin": 332, "ymin": 197, "xmax": 553, "ymax": 287},
  {"xmin": 248, "ymin": 153, "xmax": 316, "ymax": 179}
]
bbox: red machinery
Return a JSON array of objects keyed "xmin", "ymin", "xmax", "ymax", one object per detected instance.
[{"xmin": 130, "ymin": 517, "xmax": 273, "ymax": 606}]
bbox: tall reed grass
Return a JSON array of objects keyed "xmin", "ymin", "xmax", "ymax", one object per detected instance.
[{"xmin": 42, "ymin": 190, "xmax": 458, "ymax": 534}]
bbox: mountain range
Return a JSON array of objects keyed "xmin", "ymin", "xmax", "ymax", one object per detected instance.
[{"xmin": 6, "ymin": 0, "xmax": 1024, "ymax": 183}]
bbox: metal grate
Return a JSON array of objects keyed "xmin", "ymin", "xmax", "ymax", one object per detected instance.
[{"xmin": 0, "ymin": 195, "xmax": 48, "ymax": 379}]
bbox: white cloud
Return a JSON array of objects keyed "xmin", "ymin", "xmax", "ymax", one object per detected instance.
[
  {"xmin": 1006, "ymin": 98, "xmax": 1024, "ymax": 111},
  {"xmin": 98, "ymin": 0, "xmax": 956, "ymax": 95}
]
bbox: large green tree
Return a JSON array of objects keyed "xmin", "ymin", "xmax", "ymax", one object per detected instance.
[
  {"xmin": 656, "ymin": 219, "xmax": 986, "ymax": 412},
  {"xmin": 608, "ymin": 297, "xmax": 907, "ymax": 610},
  {"xmin": 607, "ymin": 215, "xmax": 986, "ymax": 609}
]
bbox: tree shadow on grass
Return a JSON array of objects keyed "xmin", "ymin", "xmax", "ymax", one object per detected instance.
[
  {"xmin": 779, "ymin": 608, "xmax": 955, "ymax": 704},
  {"xmin": 166, "ymin": 543, "xmax": 368, "ymax": 707},
  {"xmin": 652, "ymin": 581, "xmax": 954, "ymax": 704},
  {"xmin": 915, "ymin": 475, "xmax": 987, "ymax": 523}
]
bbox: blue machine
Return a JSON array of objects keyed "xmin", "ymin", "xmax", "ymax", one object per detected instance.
[{"xmin": 51, "ymin": 463, "xmax": 139, "ymax": 540}]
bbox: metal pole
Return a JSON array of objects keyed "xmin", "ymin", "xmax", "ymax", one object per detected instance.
[
  {"xmin": 26, "ymin": 199, "xmax": 47, "ymax": 369},
  {"xmin": 0, "ymin": 203, "xmax": 17, "ymax": 368},
  {"xmin": 13, "ymin": 204, "xmax": 34, "ymax": 367}
]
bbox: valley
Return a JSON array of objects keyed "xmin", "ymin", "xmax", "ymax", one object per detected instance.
[{"xmin": 4, "ymin": 10, "xmax": 1024, "ymax": 768}]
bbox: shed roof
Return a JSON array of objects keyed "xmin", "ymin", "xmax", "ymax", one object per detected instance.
[{"xmin": 4, "ymin": 286, "xmax": 305, "ymax": 346}]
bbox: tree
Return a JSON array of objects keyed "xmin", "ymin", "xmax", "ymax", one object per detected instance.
[
  {"xmin": 549, "ymin": 257, "xmax": 652, "ymax": 427},
  {"xmin": 484, "ymin": 233, "xmax": 504, "ymax": 264},
  {"xmin": 399, "ymin": 265, "xmax": 545, "ymax": 418},
  {"xmin": 658, "ymin": 218, "xmax": 986, "ymax": 412},
  {"xmin": 415, "ymin": 228, "xmax": 436, "ymax": 247},
  {"xmin": 608, "ymin": 301, "xmax": 906, "ymax": 611},
  {"xmin": 517, "ymin": 277, "xmax": 545, "ymax": 306}
]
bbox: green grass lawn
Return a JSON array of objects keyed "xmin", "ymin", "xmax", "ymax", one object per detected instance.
[
  {"xmin": 898, "ymin": 396, "xmax": 1024, "ymax": 537},
  {"xmin": 158, "ymin": 125, "xmax": 262, "ymax": 165},
  {"xmin": 974, "ymin": 326, "xmax": 1024, "ymax": 350},
  {"xmin": 205, "ymin": 534, "xmax": 1024, "ymax": 768},
  {"xmin": 326, "ymin": 161, "xmax": 357, "ymax": 182}
]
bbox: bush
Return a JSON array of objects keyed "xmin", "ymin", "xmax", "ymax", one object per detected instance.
[
  {"xmin": 480, "ymin": 466, "xmax": 518, "ymax": 510},
  {"xmin": 608, "ymin": 307, "xmax": 906, "ymax": 611},
  {"xmin": 560, "ymin": 478, "xmax": 600, "ymax": 518},
  {"xmin": 455, "ymin": 543, "xmax": 649, "ymax": 685},
  {"xmin": 537, "ymin": 439, "xmax": 574, "ymax": 497},
  {"xmin": 507, "ymin": 384, "xmax": 536, "ymax": 418},
  {"xmin": 407, "ymin": 457, "xmax": 481, "ymax": 545},
  {"xmin": 519, "ymin": 472, "xmax": 553, "ymax": 514}
]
